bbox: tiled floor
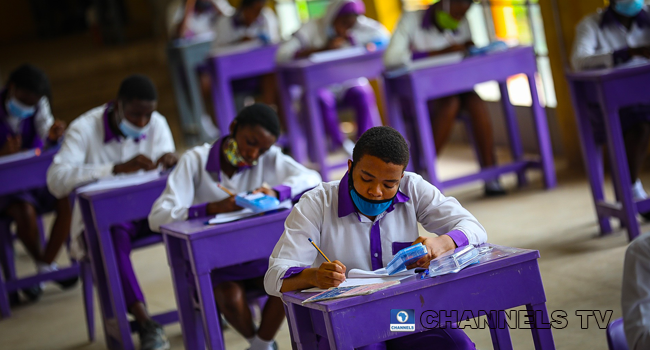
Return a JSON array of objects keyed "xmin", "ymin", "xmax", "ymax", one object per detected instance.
[{"xmin": 0, "ymin": 145, "xmax": 639, "ymax": 350}]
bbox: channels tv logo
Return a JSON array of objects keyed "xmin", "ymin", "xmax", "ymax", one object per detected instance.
[{"xmin": 390, "ymin": 309, "xmax": 415, "ymax": 332}]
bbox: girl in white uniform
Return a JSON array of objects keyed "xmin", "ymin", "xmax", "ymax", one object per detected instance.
[
  {"xmin": 149, "ymin": 104, "xmax": 321, "ymax": 350},
  {"xmin": 276, "ymin": 0, "xmax": 389, "ymax": 151}
]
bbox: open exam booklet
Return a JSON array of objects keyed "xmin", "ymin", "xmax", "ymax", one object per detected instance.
[{"xmin": 301, "ymin": 268, "xmax": 415, "ymax": 293}]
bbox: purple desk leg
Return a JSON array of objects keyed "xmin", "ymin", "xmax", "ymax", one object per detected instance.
[
  {"xmin": 195, "ymin": 271, "xmax": 226, "ymax": 350},
  {"xmin": 499, "ymin": 82, "xmax": 527, "ymax": 188},
  {"xmin": 210, "ymin": 62, "xmax": 238, "ymax": 134},
  {"xmin": 527, "ymin": 303, "xmax": 555, "ymax": 349},
  {"xmin": 284, "ymin": 302, "xmax": 318, "ymax": 349},
  {"xmin": 488, "ymin": 310, "xmax": 514, "ymax": 350},
  {"xmin": 411, "ymin": 83, "xmax": 442, "ymax": 189},
  {"xmin": 277, "ymin": 72, "xmax": 307, "ymax": 164},
  {"xmin": 164, "ymin": 235, "xmax": 205, "ymax": 350},
  {"xmin": 598, "ymin": 84, "xmax": 640, "ymax": 240},
  {"xmin": 528, "ymin": 74, "xmax": 557, "ymax": 189},
  {"xmin": 303, "ymin": 88, "xmax": 331, "ymax": 182},
  {"xmin": 567, "ymin": 82, "xmax": 613, "ymax": 235}
]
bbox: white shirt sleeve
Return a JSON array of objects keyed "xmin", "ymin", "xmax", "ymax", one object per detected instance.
[
  {"xmin": 261, "ymin": 7, "xmax": 280, "ymax": 44},
  {"xmin": 410, "ymin": 175, "xmax": 487, "ymax": 245},
  {"xmin": 384, "ymin": 13, "xmax": 414, "ymax": 68},
  {"xmin": 34, "ymin": 97, "xmax": 54, "ymax": 142},
  {"xmin": 267, "ymin": 148, "xmax": 322, "ymax": 197},
  {"xmin": 276, "ymin": 35, "xmax": 303, "ymax": 63},
  {"xmin": 150, "ymin": 113, "xmax": 176, "ymax": 162},
  {"xmin": 46, "ymin": 120, "xmax": 114, "ymax": 198},
  {"xmin": 264, "ymin": 187, "xmax": 324, "ymax": 297},
  {"xmin": 212, "ymin": 14, "xmax": 235, "ymax": 47},
  {"xmin": 571, "ymin": 16, "xmax": 615, "ymax": 71},
  {"xmin": 623, "ymin": 235, "xmax": 650, "ymax": 350},
  {"xmin": 148, "ymin": 150, "xmax": 200, "ymax": 232}
]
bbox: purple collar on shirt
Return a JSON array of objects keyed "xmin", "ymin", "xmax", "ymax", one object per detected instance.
[
  {"xmin": 600, "ymin": 7, "xmax": 650, "ymax": 29},
  {"xmin": 205, "ymin": 135, "xmax": 252, "ymax": 181},
  {"xmin": 103, "ymin": 101, "xmax": 146, "ymax": 144},
  {"xmin": 337, "ymin": 171, "xmax": 409, "ymax": 218}
]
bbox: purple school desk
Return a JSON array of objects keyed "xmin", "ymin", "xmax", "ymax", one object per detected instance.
[
  {"xmin": 77, "ymin": 175, "xmax": 178, "ymax": 350},
  {"xmin": 0, "ymin": 149, "xmax": 80, "ymax": 318},
  {"xmin": 384, "ymin": 46, "xmax": 556, "ymax": 191},
  {"xmin": 282, "ymin": 245, "xmax": 555, "ymax": 350},
  {"xmin": 209, "ymin": 44, "xmax": 279, "ymax": 133},
  {"xmin": 277, "ymin": 50, "xmax": 385, "ymax": 181},
  {"xmin": 160, "ymin": 209, "xmax": 291, "ymax": 350},
  {"xmin": 566, "ymin": 64, "xmax": 650, "ymax": 241}
]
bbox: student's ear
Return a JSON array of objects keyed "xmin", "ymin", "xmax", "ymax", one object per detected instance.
[
  {"xmin": 347, "ymin": 159, "xmax": 353, "ymax": 174},
  {"xmin": 229, "ymin": 120, "xmax": 236, "ymax": 135}
]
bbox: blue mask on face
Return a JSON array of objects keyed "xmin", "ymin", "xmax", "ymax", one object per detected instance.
[
  {"xmin": 614, "ymin": 0, "xmax": 644, "ymax": 17},
  {"xmin": 350, "ymin": 187, "xmax": 393, "ymax": 216},
  {"xmin": 117, "ymin": 103, "xmax": 150, "ymax": 139},
  {"xmin": 7, "ymin": 97, "xmax": 36, "ymax": 119}
]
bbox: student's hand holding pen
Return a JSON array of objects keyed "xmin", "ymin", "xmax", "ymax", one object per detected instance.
[
  {"xmin": 252, "ymin": 186, "xmax": 278, "ymax": 198},
  {"xmin": 406, "ymin": 235, "xmax": 457, "ymax": 270},
  {"xmin": 310, "ymin": 261, "xmax": 347, "ymax": 289},
  {"xmin": 48, "ymin": 120, "xmax": 66, "ymax": 142},
  {"xmin": 207, "ymin": 184, "xmax": 242, "ymax": 215},
  {"xmin": 113, "ymin": 154, "xmax": 156, "ymax": 174},
  {"xmin": 156, "ymin": 152, "xmax": 179, "ymax": 170}
]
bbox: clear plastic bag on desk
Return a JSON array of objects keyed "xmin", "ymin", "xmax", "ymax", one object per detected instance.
[{"xmin": 419, "ymin": 245, "xmax": 493, "ymax": 279}]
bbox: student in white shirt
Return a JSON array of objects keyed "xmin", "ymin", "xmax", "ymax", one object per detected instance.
[
  {"xmin": 572, "ymin": 0, "xmax": 650, "ymax": 218},
  {"xmin": 0, "ymin": 64, "xmax": 70, "ymax": 300},
  {"xmin": 265, "ymin": 126, "xmax": 485, "ymax": 349},
  {"xmin": 149, "ymin": 103, "xmax": 321, "ymax": 350},
  {"xmin": 623, "ymin": 234, "xmax": 650, "ymax": 350},
  {"xmin": 276, "ymin": 0, "xmax": 389, "ymax": 152},
  {"xmin": 47, "ymin": 75, "xmax": 177, "ymax": 350},
  {"xmin": 384, "ymin": 0, "xmax": 505, "ymax": 196},
  {"xmin": 167, "ymin": 0, "xmax": 234, "ymax": 39}
]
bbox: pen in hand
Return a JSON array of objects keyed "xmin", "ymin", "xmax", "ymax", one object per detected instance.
[{"xmin": 308, "ymin": 238, "xmax": 331, "ymax": 263}]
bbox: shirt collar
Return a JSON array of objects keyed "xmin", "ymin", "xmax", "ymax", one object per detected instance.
[
  {"xmin": 103, "ymin": 101, "xmax": 147, "ymax": 144},
  {"xmin": 205, "ymin": 135, "xmax": 252, "ymax": 181},
  {"xmin": 337, "ymin": 171, "xmax": 410, "ymax": 218},
  {"xmin": 600, "ymin": 6, "xmax": 650, "ymax": 29}
]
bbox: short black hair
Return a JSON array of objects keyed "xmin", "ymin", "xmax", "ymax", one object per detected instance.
[
  {"xmin": 233, "ymin": 103, "xmax": 281, "ymax": 138},
  {"xmin": 241, "ymin": 0, "xmax": 266, "ymax": 9},
  {"xmin": 117, "ymin": 74, "xmax": 157, "ymax": 102},
  {"xmin": 352, "ymin": 126, "xmax": 410, "ymax": 168},
  {"xmin": 7, "ymin": 64, "xmax": 51, "ymax": 99}
]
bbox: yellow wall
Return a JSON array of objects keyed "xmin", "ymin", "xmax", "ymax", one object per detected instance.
[
  {"xmin": 363, "ymin": 0, "xmax": 402, "ymax": 32},
  {"xmin": 539, "ymin": 0, "xmax": 606, "ymax": 168}
]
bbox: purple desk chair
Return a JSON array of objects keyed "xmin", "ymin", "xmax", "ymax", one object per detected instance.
[
  {"xmin": 160, "ymin": 209, "xmax": 291, "ymax": 350},
  {"xmin": 282, "ymin": 244, "xmax": 555, "ymax": 350},
  {"xmin": 566, "ymin": 64, "xmax": 650, "ymax": 241},
  {"xmin": 384, "ymin": 46, "xmax": 556, "ymax": 192},
  {"xmin": 77, "ymin": 175, "xmax": 178, "ymax": 350},
  {"xmin": 607, "ymin": 318, "xmax": 629, "ymax": 350},
  {"xmin": 209, "ymin": 45, "xmax": 279, "ymax": 133},
  {"xmin": 277, "ymin": 50, "xmax": 386, "ymax": 181},
  {"xmin": 0, "ymin": 150, "xmax": 90, "ymax": 333}
]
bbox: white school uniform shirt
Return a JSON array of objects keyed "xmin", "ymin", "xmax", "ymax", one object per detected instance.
[
  {"xmin": 276, "ymin": 0, "xmax": 390, "ymax": 63},
  {"xmin": 622, "ymin": 234, "xmax": 650, "ymax": 350},
  {"xmin": 572, "ymin": 6, "xmax": 650, "ymax": 71},
  {"xmin": 148, "ymin": 137, "xmax": 322, "ymax": 232},
  {"xmin": 383, "ymin": 7, "xmax": 471, "ymax": 68},
  {"xmin": 46, "ymin": 103, "xmax": 175, "ymax": 257},
  {"xmin": 264, "ymin": 171, "xmax": 487, "ymax": 297},
  {"xmin": 211, "ymin": 7, "xmax": 280, "ymax": 48},
  {"xmin": 4, "ymin": 96, "xmax": 53, "ymax": 139}
]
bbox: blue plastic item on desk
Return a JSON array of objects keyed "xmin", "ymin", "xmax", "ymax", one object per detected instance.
[
  {"xmin": 235, "ymin": 193, "xmax": 280, "ymax": 213},
  {"xmin": 386, "ymin": 243, "xmax": 428, "ymax": 275},
  {"xmin": 468, "ymin": 41, "xmax": 509, "ymax": 56}
]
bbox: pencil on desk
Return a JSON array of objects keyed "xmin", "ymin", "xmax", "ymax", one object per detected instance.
[
  {"xmin": 308, "ymin": 238, "xmax": 331, "ymax": 263},
  {"xmin": 217, "ymin": 183, "xmax": 235, "ymax": 197}
]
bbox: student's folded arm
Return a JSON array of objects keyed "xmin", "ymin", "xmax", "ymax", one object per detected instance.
[
  {"xmin": 46, "ymin": 124, "xmax": 112, "ymax": 199},
  {"xmin": 571, "ymin": 19, "xmax": 617, "ymax": 71},
  {"xmin": 383, "ymin": 14, "xmax": 413, "ymax": 69},
  {"xmin": 148, "ymin": 151, "xmax": 200, "ymax": 232},
  {"xmin": 271, "ymin": 150, "xmax": 322, "ymax": 201},
  {"xmin": 622, "ymin": 237, "xmax": 650, "ymax": 350},
  {"xmin": 264, "ymin": 189, "xmax": 323, "ymax": 297},
  {"xmin": 411, "ymin": 175, "xmax": 487, "ymax": 246}
]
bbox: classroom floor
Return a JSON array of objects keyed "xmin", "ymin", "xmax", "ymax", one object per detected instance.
[{"xmin": 0, "ymin": 144, "xmax": 639, "ymax": 350}]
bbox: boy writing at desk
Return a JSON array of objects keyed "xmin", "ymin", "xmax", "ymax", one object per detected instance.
[
  {"xmin": 265, "ymin": 126, "xmax": 486, "ymax": 349},
  {"xmin": 149, "ymin": 103, "xmax": 321, "ymax": 350}
]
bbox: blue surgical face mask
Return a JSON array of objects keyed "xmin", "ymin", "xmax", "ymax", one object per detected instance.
[
  {"xmin": 117, "ymin": 103, "xmax": 150, "ymax": 139},
  {"xmin": 614, "ymin": 0, "xmax": 644, "ymax": 17},
  {"xmin": 7, "ymin": 97, "xmax": 36, "ymax": 119},
  {"xmin": 348, "ymin": 171, "xmax": 396, "ymax": 217}
]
